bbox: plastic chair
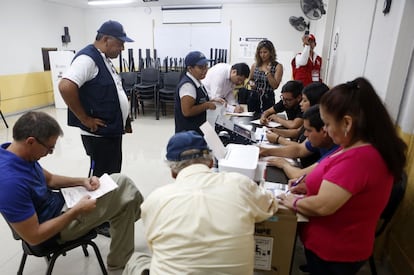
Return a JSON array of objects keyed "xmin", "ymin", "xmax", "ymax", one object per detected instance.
[
  {"xmin": 3, "ymin": 217, "xmax": 108, "ymax": 275},
  {"xmin": 120, "ymin": 72, "xmax": 139, "ymax": 119},
  {"xmin": 369, "ymin": 172, "xmax": 407, "ymax": 275},
  {"xmin": 158, "ymin": 71, "xmax": 181, "ymax": 117},
  {"xmin": 134, "ymin": 67, "xmax": 160, "ymax": 120}
]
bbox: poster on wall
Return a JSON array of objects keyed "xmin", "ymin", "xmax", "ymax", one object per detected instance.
[
  {"xmin": 238, "ymin": 37, "xmax": 267, "ymax": 59},
  {"xmin": 49, "ymin": 51, "xmax": 75, "ymax": 109}
]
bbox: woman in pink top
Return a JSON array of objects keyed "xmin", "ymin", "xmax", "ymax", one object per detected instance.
[{"xmin": 279, "ymin": 77, "xmax": 406, "ymax": 275}]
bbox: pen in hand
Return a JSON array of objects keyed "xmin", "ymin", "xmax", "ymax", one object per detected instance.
[
  {"xmin": 286, "ymin": 174, "xmax": 306, "ymax": 194},
  {"xmin": 88, "ymin": 160, "xmax": 95, "ymax": 178}
]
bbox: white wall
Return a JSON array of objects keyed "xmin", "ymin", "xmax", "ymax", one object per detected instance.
[
  {"xmin": 0, "ymin": 0, "xmax": 84, "ymax": 75},
  {"xmin": 324, "ymin": 0, "xmax": 376, "ymax": 86},
  {"xmin": 0, "ymin": 0, "xmax": 328, "ymax": 82},
  {"xmin": 322, "ymin": 0, "xmax": 414, "ymax": 122}
]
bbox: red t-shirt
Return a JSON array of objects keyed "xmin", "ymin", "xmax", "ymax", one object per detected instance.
[{"xmin": 301, "ymin": 145, "xmax": 393, "ymax": 262}]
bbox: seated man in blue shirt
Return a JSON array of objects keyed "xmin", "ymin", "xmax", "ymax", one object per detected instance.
[
  {"xmin": 260, "ymin": 105, "xmax": 338, "ymax": 179},
  {"xmin": 260, "ymin": 80, "xmax": 304, "ymax": 129},
  {"xmin": 0, "ymin": 111, "xmax": 143, "ymax": 271}
]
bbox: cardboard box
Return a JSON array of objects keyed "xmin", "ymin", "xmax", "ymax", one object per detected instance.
[{"xmin": 254, "ymin": 208, "xmax": 298, "ymax": 275}]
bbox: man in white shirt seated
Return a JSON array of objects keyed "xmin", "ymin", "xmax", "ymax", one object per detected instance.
[
  {"xmin": 123, "ymin": 130, "xmax": 277, "ymax": 275},
  {"xmin": 202, "ymin": 62, "xmax": 250, "ymax": 113}
]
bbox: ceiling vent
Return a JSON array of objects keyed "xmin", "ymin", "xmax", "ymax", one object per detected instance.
[{"xmin": 162, "ymin": 5, "xmax": 222, "ymax": 24}]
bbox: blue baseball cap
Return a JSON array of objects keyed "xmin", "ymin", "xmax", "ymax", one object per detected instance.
[
  {"xmin": 97, "ymin": 20, "xmax": 134, "ymax": 42},
  {"xmin": 184, "ymin": 51, "xmax": 210, "ymax": 67},
  {"xmin": 166, "ymin": 131, "xmax": 210, "ymax": 161}
]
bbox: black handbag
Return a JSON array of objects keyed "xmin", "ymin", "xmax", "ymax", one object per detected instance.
[{"xmin": 238, "ymin": 87, "xmax": 261, "ymax": 113}]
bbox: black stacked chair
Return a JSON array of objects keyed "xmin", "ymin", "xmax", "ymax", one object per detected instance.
[
  {"xmin": 119, "ymin": 71, "xmax": 139, "ymax": 119},
  {"xmin": 158, "ymin": 71, "xmax": 181, "ymax": 118},
  {"xmin": 134, "ymin": 67, "xmax": 160, "ymax": 120}
]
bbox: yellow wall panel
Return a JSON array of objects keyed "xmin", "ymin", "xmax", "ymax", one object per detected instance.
[{"xmin": 0, "ymin": 72, "xmax": 54, "ymax": 115}]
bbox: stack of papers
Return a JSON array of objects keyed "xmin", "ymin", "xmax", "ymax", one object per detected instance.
[
  {"xmin": 250, "ymin": 119, "xmax": 281, "ymax": 128},
  {"xmin": 262, "ymin": 181, "xmax": 308, "ymax": 222},
  {"xmin": 226, "ymin": 111, "xmax": 254, "ymax": 117}
]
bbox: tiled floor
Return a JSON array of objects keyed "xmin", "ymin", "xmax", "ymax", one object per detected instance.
[{"xmin": 0, "ymin": 106, "xmax": 393, "ymax": 275}]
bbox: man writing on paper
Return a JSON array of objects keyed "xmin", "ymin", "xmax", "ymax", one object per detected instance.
[
  {"xmin": 0, "ymin": 111, "xmax": 144, "ymax": 271},
  {"xmin": 202, "ymin": 62, "xmax": 251, "ymax": 113},
  {"xmin": 123, "ymin": 131, "xmax": 277, "ymax": 274},
  {"xmin": 260, "ymin": 80, "xmax": 304, "ymax": 130}
]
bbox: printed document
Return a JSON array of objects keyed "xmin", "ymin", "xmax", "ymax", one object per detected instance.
[{"xmin": 61, "ymin": 173, "xmax": 118, "ymax": 208}]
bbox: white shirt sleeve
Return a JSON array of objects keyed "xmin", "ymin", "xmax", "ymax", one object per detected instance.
[
  {"xmin": 62, "ymin": 55, "xmax": 98, "ymax": 87},
  {"xmin": 179, "ymin": 82, "xmax": 197, "ymax": 99},
  {"xmin": 295, "ymin": 45, "xmax": 311, "ymax": 67}
]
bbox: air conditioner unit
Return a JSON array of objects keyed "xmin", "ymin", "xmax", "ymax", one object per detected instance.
[{"xmin": 162, "ymin": 5, "xmax": 222, "ymax": 24}]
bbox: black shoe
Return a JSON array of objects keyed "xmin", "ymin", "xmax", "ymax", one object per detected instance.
[
  {"xmin": 96, "ymin": 222, "xmax": 111, "ymax": 238},
  {"xmin": 299, "ymin": 264, "xmax": 310, "ymax": 273}
]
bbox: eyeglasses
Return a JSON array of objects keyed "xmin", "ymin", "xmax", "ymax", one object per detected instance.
[
  {"xmin": 280, "ymin": 95, "xmax": 295, "ymax": 103},
  {"xmin": 34, "ymin": 137, "xmax": 55, "ymax": 154}
]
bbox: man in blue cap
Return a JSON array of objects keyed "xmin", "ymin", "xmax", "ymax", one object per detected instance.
[
  {"xmin": 174, "ymin": 51, "xmax": 221, "ymax": 135},
  {"xmin": 123, "ymin": 130, "xmax": 277, "ymax": 274},
  {"xmin": 59, "ymin": 20, "xmax": 134, "ymax": 236}
]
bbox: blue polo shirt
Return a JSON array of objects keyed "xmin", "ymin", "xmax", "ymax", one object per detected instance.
[
  {"xmin": 0, "ymin": 143, "xmax": 64, "ymax": 224},
  {"xmin": 305, "ymin": 141, "xmax": 339, "ymax": 162}
]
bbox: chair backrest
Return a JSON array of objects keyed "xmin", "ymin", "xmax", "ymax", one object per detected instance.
[
  {"xmin": 162, "ymin": 71, "xmax": 181, "ymax": 89},
  {"xmin": 376, "ymin": 172, "xmax": 407, "ymax": 237},
  {"xmin": 140, "ymin": 68, "xmax": 160, "ymax": 85},
  {"xmin": 2, "ymin": 214, "xmax": 21, "ymax": 241},
  {"xmin": 120, "ymin": 72, "xmax": 138, "ymax": 90}
]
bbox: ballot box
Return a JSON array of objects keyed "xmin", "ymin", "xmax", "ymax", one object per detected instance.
[{"xmin": 254, "ymin": 207, "xmax": 298, "ymax": 275}]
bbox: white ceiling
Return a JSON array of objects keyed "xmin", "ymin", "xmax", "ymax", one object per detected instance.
[{"xmin": 45, "ymin": 0, "xmax": 297, "ymax": 9}]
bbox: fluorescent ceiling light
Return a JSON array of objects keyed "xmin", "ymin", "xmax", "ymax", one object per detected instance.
[{"xmin": 88, "ymin": 0, "xmax": 136, "ymax": 6}]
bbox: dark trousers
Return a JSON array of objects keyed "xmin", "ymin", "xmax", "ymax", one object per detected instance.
[
  {"xmin": 305, "ymin": 248, "xmax": 366, "ymax": 275},
  {"xmin": 81, "ymin": 135, "xmax": 122, "ymax": 177}
]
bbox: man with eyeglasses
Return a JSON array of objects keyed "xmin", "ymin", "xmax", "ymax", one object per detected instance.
[
  {"xmin": 0, "ymin": 111, "xmax": 144, "ymax": 271},
  {"xmin": 260, "ymin": 80, "xmax": 304, "ymax": 130},
  {"xmin": 59, "ymin": 20, "xmax": 134, "ymax": 237},
  {"xmin": 202, "ymin": 62, "xmax": 250, "ymax": 113}
]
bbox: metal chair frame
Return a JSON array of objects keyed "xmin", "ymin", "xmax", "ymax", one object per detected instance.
[{"xmin": 3, "ymin": 217, "xmax": 108, "ymax": 275}]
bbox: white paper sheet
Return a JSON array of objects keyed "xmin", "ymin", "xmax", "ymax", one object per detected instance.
[
  {"xmin": 61, "ymin": 173, "xmax": 118, "ymax": 208},
  {"xmin": 199, "ymin": 121, "xmax": 227, "ymax": 160},
  {"xmin": 250, "ymin": 119, "xmax": 281, "ymax": 128}
]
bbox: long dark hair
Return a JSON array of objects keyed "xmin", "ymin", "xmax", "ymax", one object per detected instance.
[
  {"xmin": 320, "ymin": 77, "xmax": 406, "ymax": 180},
  {"xmin": 255, "ymin": 40, "xmax": 277, "ymax": 67}
]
